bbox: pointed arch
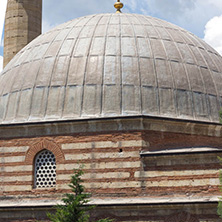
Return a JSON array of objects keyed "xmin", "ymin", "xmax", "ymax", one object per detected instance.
[{"xmin": 25, "ymin": 139, "xmax": 65, "ymax": 164}]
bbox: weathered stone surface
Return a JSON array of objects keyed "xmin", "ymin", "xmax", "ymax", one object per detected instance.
[
  {"xmin": 0, "ymin": 202, "xmax": 220, "ymax": 222},
  {"xmin": 1, "ymin": 13, "xmax": 222, "ymax": 124},
  {"xmin": 3, "ymin": 0, "xmax": 42, "ymax": 67}
]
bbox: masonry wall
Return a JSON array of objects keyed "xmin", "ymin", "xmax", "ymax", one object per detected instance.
[
  {"xmin": 0, "ymin": 130, "xmax": 220, "ymax": 198},
  {"xmin": 0, "ymin": 131, "xmax": 142, "ymax": 196},
  {"xmin": 0, "ymin": 203, "xmax": 220, "ymax": 222},
  {"xmin": 0, "ymin": 128, "xmax": 221, "ymax": 221}
]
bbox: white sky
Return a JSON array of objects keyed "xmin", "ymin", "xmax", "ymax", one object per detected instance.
[
  {"xmin": 204, "ymin": 15, "xmax": 222, "ymax": 55},
  {"xmin": 1, "ymin": 0, "xmax": 222, "ymax": 71}
]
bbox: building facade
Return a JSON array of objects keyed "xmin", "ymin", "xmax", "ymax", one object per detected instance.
[{"xmin": 0, "ymin": 3, "xmax": 222, "ymax": 222}]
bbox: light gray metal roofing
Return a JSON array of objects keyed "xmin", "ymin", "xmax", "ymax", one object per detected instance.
[{"xmin": 0, "ymin": 13, "xmax": 222, "ymax": 124}]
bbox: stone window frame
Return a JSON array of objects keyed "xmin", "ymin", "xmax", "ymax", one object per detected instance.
[{"xmin": 25, "ymin": 138, "xmax": 65, "ymax": 188}]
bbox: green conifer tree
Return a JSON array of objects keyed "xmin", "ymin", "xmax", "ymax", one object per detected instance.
[{"xmin": 47, "ymin": 168, "xmax": 113, "ymax": 222}]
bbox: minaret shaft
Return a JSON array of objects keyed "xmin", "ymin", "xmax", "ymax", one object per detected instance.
[{"xmin": 3, "ymin": 0, "xmax": 42, "ymax": 67}]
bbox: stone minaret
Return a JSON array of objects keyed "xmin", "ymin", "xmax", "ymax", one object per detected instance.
[{"xmin": 3, "ymin": 0, "xmax": 42, "ymax": 67}]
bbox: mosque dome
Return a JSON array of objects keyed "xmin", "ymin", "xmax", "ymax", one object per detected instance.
[{"xmin": 0, "ymin": 13, "xmax": 222, "ymax": 124}]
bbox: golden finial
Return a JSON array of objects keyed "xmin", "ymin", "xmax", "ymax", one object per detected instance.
[{"xmin": 114, "ymin": 0, "xmax": 124, "ymax": 13}]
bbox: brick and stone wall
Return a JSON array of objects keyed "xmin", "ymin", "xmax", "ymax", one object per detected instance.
[
  {"xmin": 0, "ymin": 131, "xmax": 143, "ymax": 196},
  {"xmin": 0, "ymin": 129, "xmax": 220, "ymax": 198},
  {"xmin": 0, "ymin": 117, "xmax": 221, "ymax": 221}
]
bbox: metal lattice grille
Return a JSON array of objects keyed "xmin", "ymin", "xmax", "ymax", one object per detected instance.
[{"xmin": 34, "ymin": 150, "xmax": 56, "ymax": 188}]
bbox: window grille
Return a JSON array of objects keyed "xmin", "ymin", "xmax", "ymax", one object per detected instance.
[{"xmin": 34, "ymin": 149, "xmax": 56, "ymax": 188}]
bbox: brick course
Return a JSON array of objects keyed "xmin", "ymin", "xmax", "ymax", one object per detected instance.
[
  {"xmin": 0, "ymin": 129, "xmax": 221, "ymax": 221},
  {"xmin": 0, "ymin": 130, "xmax": 220, "ymax": 198}
]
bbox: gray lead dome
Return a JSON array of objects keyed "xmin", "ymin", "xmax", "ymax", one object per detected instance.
[{"xmin": 1, "ymin": 13, "xmax": 222, "ymax": 124}]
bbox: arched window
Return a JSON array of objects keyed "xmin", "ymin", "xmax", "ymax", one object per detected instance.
[{"xmin": 34, "ymin": 149, "xmax": 56, "ymax": 188}]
